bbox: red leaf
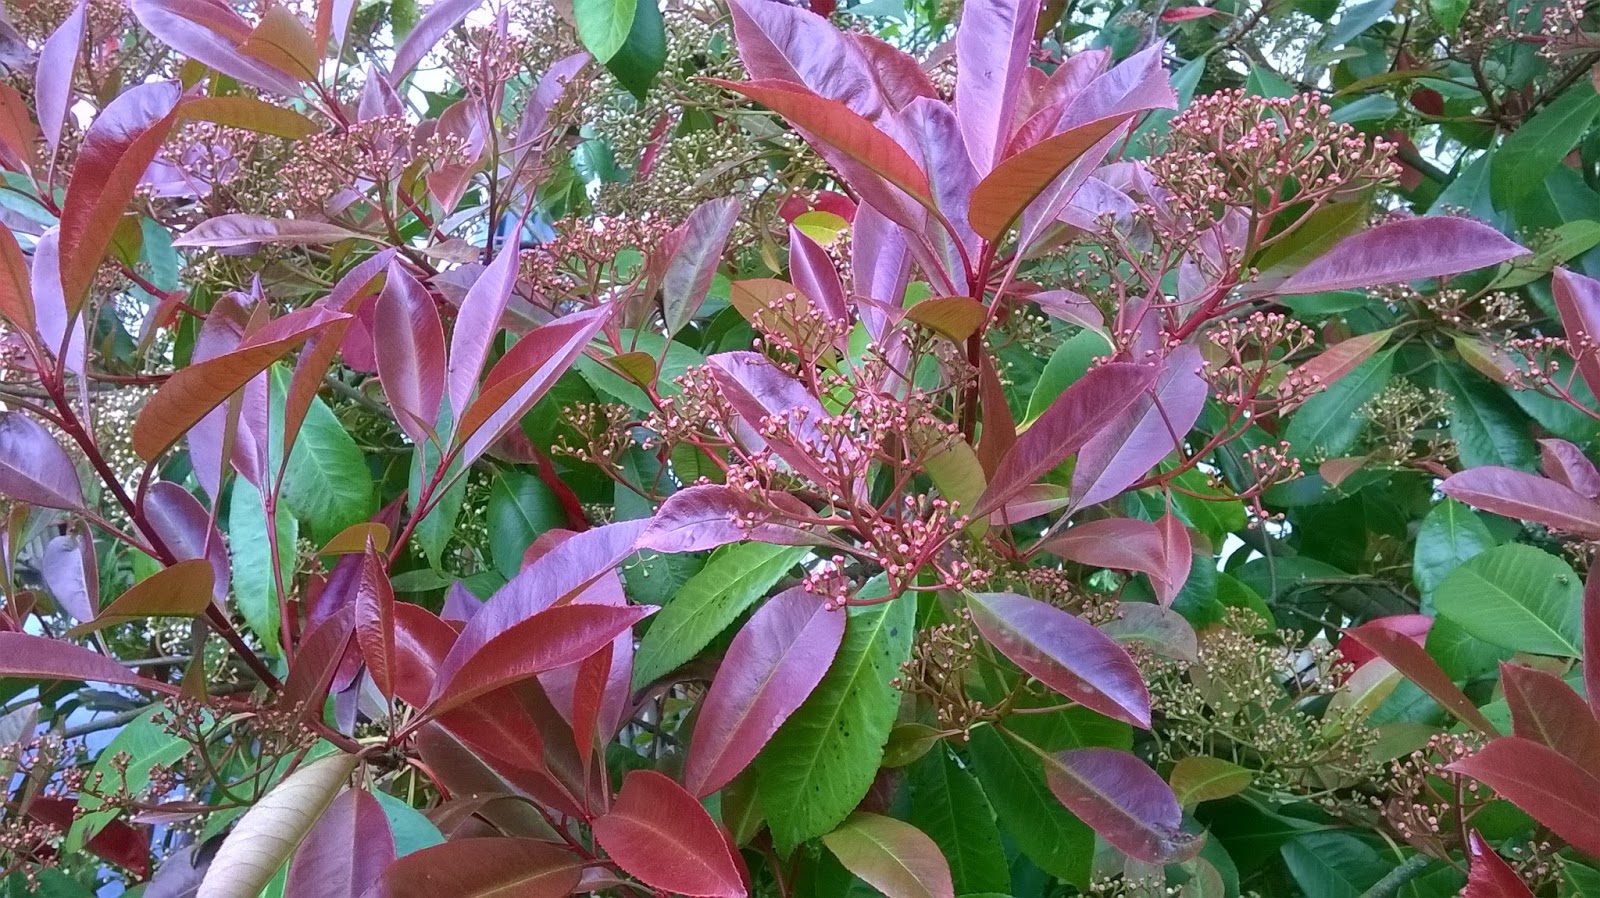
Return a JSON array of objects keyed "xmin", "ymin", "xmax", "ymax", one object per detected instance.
[
  {"xmin": 67, "ymin": 559, "xmax": 214, "ymax": 636},
  {"xmin": 973, "ymin": 361, "xmax": 1158, "ymax": 516},
  {"xmin": 787, "ymin": 224, "xmax": 849, "ymax": 324},
  {"xmin": 1336, "ymin": 613, "xmax": 1429, "ymax": 672},
  {"xmin": 1539, "ymin": 438, "xmax": 1600, "ymax": 499},
  {"xmin": 0, "ymin": 84, "xmax": 40, "ymax": 173},
  {"xmin": 354, "ymin": 543, "xmax": 398, "ymax": 700},
  {"xmin": 59, "ymin": 81, "xmax": 184, "ymax": 311},
  {"xmin": 1554, "ymin": 268, "xmax": 1600, "ymax": 398},
  {"xmin": 427, "ymin": 603, "xmax": 655, "ymax": 717},
  {"xmin": 820, "ymin": 813, "xmax": 954, "ymax": 898},
  {"xmin": 591, "ymin": 770, "xmax": 748, "ymax": 898},
  {"xmin": 0, "ymin": 632, "xmax": 171, "ymax": 693},
  {"xmin": 392, "ymin": 603, "xmax": 457, "ymax": 708},
  {"xmin": 0, "ymin": 227, "xmax": 33, "ymax": 332},
  {"xmin": 277, "ymin": 607, "xmax": 355, "ymax": 721},
  {"xmin": 662, "ymin": 197, "xmax": 742, "ymax": 336},
  {"xmin": 132, "ymin": 305, "xmax": 350, "ymax": 460},
  {"xmin": 0, "ymin": 411, "xmax": 85, "ymax": 511},
  {"xmin": 26, "ymin": 796, "xmax": 149, "ymax": 877},
  {"xmin": 374, "ymin": 262, "xmax": 445, "ymax": 448},
  {"xmin": 711, "ymin": 78, "xmax": 933, "ymax": 205},
  {"xmin": 954, "ymin": 0, "xmax": 1041, "ymax": 171},
  {"xmin": 1036, "ymin": 745, "xmax": 1202, "ymax": 864},
  {"xmin": 35, "ymin": 0, "xmax": 84, "ymax": 152},
  {"xmin": 968, "ymin": 114, "xmax": 1129, "ymax": 241},
  {"xmin": 966, "ymin": 591, "xmax": 1150, "ymax": 727},
  {"xmin": 1465, "ymin": 831, "xmax": 1534, "ymax": 898},
  {"xmin": 685, "ymin": 587, "xmax": 846, "ymax": 797},
  {"xmin": 145, "ymin": 481, "xmax": 230, "ymax": 601},
  {"xmin": 1587, "ymin": 569, "xmax": 1600, "ymax": 720},
  {"xmin": 1040, "ymin": 515, "xmax": 1191, "ymax": 606},
  {"xmin": 1276, "ymin": 217, "xmax": 1527, "ymax": 295},
  {"xmin": 366, "ymin": 837, "xmax": 583, "ymax": 898},
  {"xmin": 637, "ymin": 484, "xmax": 822, "ymax": 553},
  {"xmin": 1343, "ymin": 620, "xmax": 1497, "ymax": 734},
  {"xmin": 1160, "ymin": 5, "xmax": 1218, "ymax": 20},
  {"xmin": 1070, "ymin": 345, "xmax": 1208, "ymax": 511},
  {"xmin": 284, "ymin": 251, "xmax": 394, "ymax": 453},
  {"xmin": 1280, "ymin": 329, "xmax": 1395, "ymax": 403},
  {"xmin": 286, "ymin": 788, "xmax": 394, "ymax": 898},
  {"xmin": 1448, "ymin": 736, "xmax": 1600, "ymax": 857},
  {"xmin": 1500, "ymin": 662, "xmax": 1600, "ymax": 768},
  {"xmin": 1439, "ymin": 466, "xmax": 1600, "ymax": 539},
  {"xmin": 446, "ymin": 235, "xmax": 523, "ymax": 435},
  {"xmin": 130, "ymin": 0, "xmax": 303, "ymax": 93}
]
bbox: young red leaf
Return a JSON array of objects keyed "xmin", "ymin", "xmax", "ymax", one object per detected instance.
[
  {"xmin": 1336, "ymin": 613, "xmax": 1429, "ymax": 672},
  {"xmin": 59, "ymin": 80, "xmax": 184, "ymax": 311},
  {"xmin": 968, "ymin": 114, "xmax": 1129, "ymax": 242},
  {"xmin": 662, "ymin": 196, "xmax": 741, "ymax": 336},
  {"xmin": 973, "ymin": 361, "xmax": 1157, "ymax": 516},
  {"xmin": 966, "ymin": 591, "xmax": 1151, "ymax": 727},
  {"xmin": 132, "ymin": 306, "xmax": 350, "ymax": 461},
  {"xmin": 131, "ymin": 0, "xmax": 304, "ymax": 94},
  {"xmin": 285, "ymin": 788, "xmax": 394, "ymax": 898},
  {"xmin": 1554, "ymin": 268, "xmax": 1600, "ymax": 397},
  {"xmin": 67, "ymin": 559, "xmax": 214, "ymax": 636},
  {"xmin": 368, "ymin": 837, "xmax": 582, "ymax": 898},
  {"xmin": 374, "ymin": 263, "xmax": 446, "ymax": 447},
  {"xmin": 353, "ymin": 543, "xmax": 398, "ymax": 700},
  {"xmin": 1587, "ymin": 569, "xmax": 1600, "ymax": 720},
  {"xmin": 1539, "ymin": 438, "xmax": 1600, "ymax": 499},
  {"xmin": 144, "ymin": 481, "xmax": 230, "ymax": 601},
  {"xmin": 787, "ymin": 223, "xmax": 850, "ymax": 324},
  {"xmin": 726, "ymin": 0, "xmax": 917, "ymax": 120},
  {"xmin": 685, "ymin": 586, "xmax": 846, "ymax": 797},
  {"xmin": 1439, "ymin": 466, "xmax": 1600, "ymax": 539},
  {"xmin": 389, "ymin": 0, "xmax": 483, "ymax": 80},
  {"xmin": 1279, "ymin": 329, "xmax": 1395, "ymax": 403},
  {"xmin": 0, "ymin": 632, "xmax": 172, "ymax": 693},
  {"xmin": 0, "ymin": 228, "xmax": 32, "ymax": 332},
  {"xmin": 707, "ymin": 350, "xmax": 835, "ymax": 486},
  {"xmin": 1450, "ymin": 736, "xmax": 1600, "ymax": 856},
  {"xmin": 1275, "ymin": 217, "xmax": 1527, "ymax": 295},
  {"xmin": 1465, "ymin": 831, "xmax": 1535, "ymax": 898},
  {"xmin": 35, "ymin": 0, "xmax": 85, "ymax": 151},
  {"xmin": 276, "ymin": 607, "xmax": 355, "ymax": 722},
  {"xmin": 820, "ymin": 812, "xmax": 955, "ymax": 898},
  {"xmin": 445, "ymin": 226, "xmax": 523, "ymax": 432},
  {"xmin": 1036, "ymin": 745, "xmax": 1202, "ymax": 864},
  {"xmin": 637, "ymin": 484, "xmax": 822, "ymax": 553},
  {"xmin": 0, "ymin": 84, "xmax": 40, "ymax": 173},
  {"xmin": 1160, "ymin": 6, "xmax": 1219, "ymax": 20},
  {"xmin": 954, "ymin": 0, "xmax": 1041, "ymax": 171},
  {"xmin": 513, "ymin": 52, "xmax": 589, "ymax": 167},
  {"xmin": 427, "ymin": 602, "xmax": 655, "ymax": 717},
  {"xmin": 26, "ymin": 796, "xmax": 150, "ymax": 877},
  {"xmin": 592, "ymin": 770, "xmax": 748, "ymax": 898},
  {"xmin": 1500, "ymin": 662, "xmax": 1600, "ymax": 769},
  {"xmin": 1040, "ymin": 516, "xmax": 1191, "ymax": 606},
  {"xmin": 1343, "ymin": 620, "xmax": 1497, "ymax": 734},
  {"xmin": 42, "ymin": 535, "xmax": 98, "ymax": 623},
  {"xmin": 0, "ymin": 412, "xmax": 85, "ymax": 511},
  {"xmin": 392, "ymin": 603, "xmax": 456, "ymax": 708},
  {"xmin": 1070, "ymin": 345, "xmax": 1208, "ymax": 511},
  {"xmin": 171, "ymin": 214, "xmax": 373, "ymax": 248}
]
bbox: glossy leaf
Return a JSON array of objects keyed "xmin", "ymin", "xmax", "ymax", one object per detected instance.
[
  {"xmin": 0, "ymin": 632, "xmax": 167, "ymax": 692},
  {"xmin": 374, "ymin": 263, "xmax": 446, "ymax": 446},
  {"xmin": 661, "ymin": 196, "xmax": 740, "ymax": 336},
  {"xmin": 636, "ymin": 483, "xmax": 820, "ymax": 553},
  {"xmin": 389, "ymin": 0, "xmax": 482, "ymax": 79},
  {"xmin": 1041, "ymin": 517, "xmax": 1191, "ymax": 606},
  {"xmin": 0, "ymin": 411, "xmax": 85, "ymax": 511},
  {"xmin": 68, "ymin": 559, "xmax": 214, "ymax": 636},
  {"xmin": 1274, "ymin": 217, "xmax": 1526, "ymax": 295},
  {"xmin": 1491, "ymin": 81, "xmax": 1600, "ymax": 208},
  {"xmin": 968, "ymin": 114, "xmax": 1128, "ymax": 241},
  {"xmin": 1538, "ymin": 438, "xmax": 1600, "ymax": 498},
  {"xmin": 1448, "ymin": 736, "xmax": 1600, "ymax": 857},
  {"xmin": 953, "ymin": 0, "xmax": 1040, "ymax": 170},
  {"xmin": 592, "ymin": 770, "xmax": 747, "ymax": 898},
  {"xmin": 1037, "ymin": 745, "xmax": 1202, "ymax": 864},
  {"xmin": 821, "ymin": 813, "xmax": 955, "ymax": 898},
  {"xmin": 284, "ymin": 788, "xmax": 394, "ymax": 898},
  {"xmin": 1343, "ymin": 619, "xmax": 1496, "ymax": 733},
  {"xmin": 195, "ymin": 753, "xmax": 358, "ymax": 898},
  {"xmin": 905, "ymin": 744, "xmax": 1009, "ymax": 895},
  {"xmin": 130, "ymin": 0, "xmax": 303, "ymax": 93},
  {"xmin": 353, "ymin": 544, "xmax": 398, "ymax": 700},
  {"xmin": 1554, "ymin": 267, "xmax": 1600, "ymax": 396},
  {"xmin": 172, "ymin": 215, "xmax": 371, "ymax": 248},
  {"xmin": 1465, "ymin": 831, "xmax": 1535, "ymax": 898},
  {"xmin": 366, "ymin": 837, "xmax": 582, "ymax": 898},
  {"xmin": 1434, "ymin": 544, "xmax": 1583, "ymax": 657},
  {"xmin": 685, "ymin": 586, "xmax": 845, "ymax": 797},
  {"xmin": 1500, "ymin": 662, "xmax": 1600, "ymax": 769},
  {"xmin": 1071, "ymin": 346, "xmax": 1208, "ymax": 511},
  {"xmin": 36, "ymin": 0, "xmax": 85, "ymax": 152},
  {"xmin": 1439, "ymin": 466, "xmax": 1600, "ymax": 538},
  {"xmin": 966, "ymin": 591, "xmax": 1150, "ymax": 727},
  {"xmin": 1168, "ymin": 757, "xmax": 1254, "ymax": 808}
]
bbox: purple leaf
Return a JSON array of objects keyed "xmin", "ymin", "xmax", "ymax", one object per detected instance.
[
  {"xmin": 145, "ymin": 482, "xmax": 231, "ymax": 602},
  {"xmin": 1588, "ymin": 569, "xmax": 1600, "ymax": 720},
  {"xmin": 513, "ymin": 52, "xmax": 589, "ymax": 166},
  {"xmin": 787, "ymin": 223, "xmax": 849, "ymax": 325},
  {"xmin": 182, "ymin": 292, "xmax": 250, "ymax": 502},
  {"xmin": 538, "ymin": 570, "xmax": 635, "ymax": 744},
  {"xmin": 972, "ymin": 361, "xmax": 1157, "ymax": 517},
  {"xmin": 357, "ymin": 66, "xmax": 404, "ymax": 120},
  {"xmin": 850, "ymin": 205, "xmax": 911, "ymax": 341},
  {"xmin": 285, "ymin": 788, "xmax": 395, "ymax": 898},
  {"xmin": 954, "ymin": 0, "xmax": 1040, "ymax": 171},
  {"xmin": 1071, "ymin": 345, "xmax": 1208, "ymax": 511},
  {"xmin": 684, "ymin": 587, "xmax": 846, "ymax": 797},
  {"xmin": 0, "ymin": 412, "xmax": 84, "ymax": 510},
  {"xmin": 905, "ymin": 98, "xmax": 979, "ymax": 292},
  {"xmin": 446, "ymin": 240, "xmax": 524, "ymax": 437},
  {"xmin": 0, "ymin": 632, "xmax": 168, "ymax": 691},
  {"xmin": 1099, "ymin": 603, "xmax": 1198, "ymax": 664},
  {"xmin": 42, "ymin": 534, "xmax": 97, "ymax": 622},
  {"xmin": 1539, "ymin": 438, "xmax": 1600, "ymax": 500},
  {"xmin": 375, "ymin": 262, "xmax": 446, "ymax": 447},
  {"xmin": 661, "ymin": 197, "xmax": 741, "ymax": 336},
  {"xmin": 1276, "ymin": 217, "xmax": 1527, "ymax": 295},
  {"xmin": 1038, "ymin": 746, "xmax": 1202, "ymax": 863},
  {"xmin": 433, "ymin": 519, "xmax": 648, "ymax": 696},
  {"xmin": 390, "ymin": 0, "xmax": 483, "ymax": 81},
  {"xmin": 969, "ymin": 113, "xmax": 1130, "ymax": 244},
  {"xmin": 170, "ymin": 214, "xmax": 372, "ymax": 248},
  {"xmin": 1440, "ymin": 466, "xmax": 1600, "ymax": 539},
  {"xmin": 353, "ymin": 544, "xmax": 398, "ymax": 700},
  {"xmin": 30, "ymin": 230, "xmax": 86, "ymax": 381},
  {"xmin": 130, "ymin": 0, "xmax": 302, "ymax": 95},
  {"xmin": 727, "ymin": 0, "xmax": 905, "ymax": 123},
  {"xmin": 1553, "ymin": 268, "xmax": 1600, "ymax": 398},
  {"xmin": 966, "ymin": 591, "xmax": 1151, "ymax": 727},
  {"xmin": 1054, "ymin": 44, "xmax": 1175, "ymax": 130},
  {"xmin": 1041, "ymin": 515, "xmax": 1191, "ymax": 606},
  {"xmin": 637, "ymin": 484, "xmax": 823, "ymax": 553},
  {"xmin": 708, "ymin": 351, "xmax": 834, "ymax": 485},
  {"xmin": 284, "ymin": 250, "xmax": 395, "ymax": 454},
  {"xmin": 36, "ymin": 0, "xmax": 85, "ymax": 152}
]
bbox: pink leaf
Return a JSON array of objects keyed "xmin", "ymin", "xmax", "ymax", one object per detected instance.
[
  {"xmin": 285, "ymin": 788, "xmax": 394, "ymax": 898},
  {"xmin": 1553, "ymin": 268, "xmax": 1600, "ymax": 398},
  {"xmin": 787, "ymin": 223, "xmax": 849, "ymax": 324},
  {"xmin": 1439, "ymin": 466, "xmax": 1600, "ymax": 538},
  {"xmin": 0, "ymin": 412, "xmax": 85, "ymax": 510},
  {"xmin": 36, "ymin": 1, "xmax": 85, "ymax": 152},
  {"xmin": 130, "ymin": 0, "xmax": 303, "ymax": 94},
  {"xmin": 954, "ymin": 0, "xmax": 1040, "ymax": 171},
  {"xmin": 820, "ymin": 813, "xmax": 955, "ymax": 898},
  {"xmin": 1040, "ymin": 516, "xmax": 1191, "ymax": 606},
  {"xmin": 1539, "ymin": 438, "xmax": 1600, "ymax": 499},
  {"xmin": 1039, "ymin": 746, "xmax": 1202, "ymax": 863},
  {"xmin": 41, "ymin": 534, "xmax": 97, "ymax": 623},
  {"xmin": 1276, "ymin": 217, "xmax": 1527, "ymax": 295},
  {"xmin": 353, "ymin": 543, "xmax": 398, "ymax": 700},
  {"xmin": 1465, "ymin": 831, "xmax": 1535, "ymax": 898},
  {"xmin": 662, "ymin": 197, "xmax": 741, "ymax": 336},
  {"xmin": 637, "ymin": 484, "xmax": 823, "ymax": 553},
  {"xmin": 0, "ymin": 632, "xmax": 170, "ymax": 692},
  {"xmin": 726, "ymin": 0, "xmax": 919, "ymax": 121},
  {"xmin": 966, "ymin": 591, "xmax": 1151, "ymax": 727},
  {"xmin": 375, "ymin": 262, "xmax": 446, "ymax": 447},
  {"xmin": 1448, "ymin": 736, "xmax": 1600, "ymax": 857},
  {"xmin": 707, "ymin": 351, "xmax": 835, "ymax": 485},
  {"xmin": 389, "ymin": 0, "xmax": 483, "ymax": 80},
  {"xmin": 591, "ymin": 770, "xmax": 748, "ymax": 898},
  {"xmin": 1071, "ymin": 346, "xmax": 1208, "ymax": 511},
  {"xmin": 685, "ymin": 587, "xmax": 846, "ymax": 797},
  {"xmin": 446, "ymin": 238, "xmax": 522, "ymax": 434},
  {"xmin": 1160, "ymin": 6, "xmax": 1218, "ymax": 20},
  {"xmin": 1280, "ymin": 329, "xmax": 1395, "ymax": 403}
]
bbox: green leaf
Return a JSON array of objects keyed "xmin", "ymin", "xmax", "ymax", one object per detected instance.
[
  {"xmin": 604, "ymin": 0, "xmax": 666, "ymax": 100},
  {"xmin": 1284, "ymin": 346, "xmax": 1396, "ymax": 459},
  {"xmin": 1412, "ymin": 498, "xmax": 1497, "ymax": 607},
  {"xmin": 407, "ymin": 437, "xmax": 464, "ymax": 570},
  {"xmin": 281, "ymin": 394, "xmax": 375, "ymax": 545},
  {"xmin": 967, "ymin": 725, "xmax": 1094, "ymax": 888},
  {"xmin": 1492, "ymin": 81, "xmax": 1600, "ymax": 208},
  {"xmin": 1245, "ymin": 67, "xmax": 1296, "ymax": 99},
  {"xmin": 67, "ymin": 706, "xmax": 198, "ymax": 851},
  {"xmin": 6, "ymin": 870, "xmax": 91, "ymax": 898},
  {"xmin": 372, "ymin": 790, "xmax": 445, "ymax": 857},
  {"xmin": 1433, "ymin": 361, "xmax": 1536, "ymax": 471},
  {"xmin": 1428, "ymin": 0, "xmax": 1468, "ymax": 32},
  {"xmin": 1025, "ymin": 329, "xmax": 1111, "ymax": 425},
  {"xmin": 229, "ymin": 477, "xmax": 295, "ymax": 655},
  {"xmin": 1280, "ymin": 832, "xmax": 1389, "ymax": 898},
  {"xmin": 487, "ymin": 471, "xmax": 563, "ymax": 579},
  {"xmin": 906, "ymin": 744, "xmax": 1010, "ymax": 895},
  {"xmin": 1426, "ymin": 615, "xmax": 1512, "ymax": 682},
  {"xmin": 631, "ymin": 543, "xmax": 810, "ymax": 688},
  {"xmin": 574, "ymin": 0, "xmax": 636, "ymax": 63},
  {"xmin": 1434, "ymin": 544, "xmax": 1583, "ymax": 657},
  {"xmin": 757, "ymin": 585, "xmax": 914, "ymax": 854},
  {"xmin": 1325, "ymin": 0, "xmax": 1394, "ymax": 46},
  {"xmin": 1169, "ymin": 757, "xmax": 1254, "ymax": 808}
]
